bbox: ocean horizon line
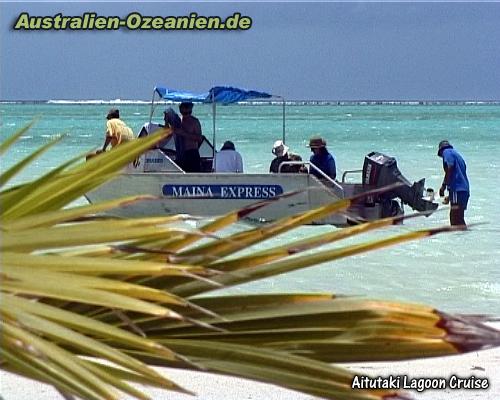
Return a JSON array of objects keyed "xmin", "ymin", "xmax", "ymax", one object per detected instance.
[{"xmin": 1, "ymin": 99, "xmax": 500, "ymax": 106}]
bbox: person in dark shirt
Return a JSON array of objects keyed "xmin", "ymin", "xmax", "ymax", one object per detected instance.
[
  {"xmin": 437, "ymin": 140, "xmax": 470, "ymax": 226},
  {"xmin": 178, "ymin": 102, "xmax": 204, "ymax": 172},
  {"xmin": 308, "ymin": 136, "xmax": 336, "ymax": 180},
  {"xmin": 269, "ymin": 140, "xmax": 305, "ymax": 173}
]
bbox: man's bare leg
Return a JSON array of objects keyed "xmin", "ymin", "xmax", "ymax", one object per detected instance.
[{"xmin": 450, "ymin": 205, "xmax": 466, "ymax": 226}]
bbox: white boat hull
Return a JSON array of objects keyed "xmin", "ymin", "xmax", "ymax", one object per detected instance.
[{"xmin": 86, "ymin": 171, "xmax": 351, "ymax": 225}]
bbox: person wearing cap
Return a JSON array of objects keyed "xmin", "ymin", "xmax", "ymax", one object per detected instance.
[
  {"xmin": 437, "ymin": 140, "xmax": 469, "ymax": 226},
  {"xmin": 101, "ymin": 108, "xmax": 134, "ymax": 152},
  {"xmin": 177, "ymin": 102, "xmax": 204, "ymax": 172},
  {"xmin": 214, "ymin": 141, "xmax": 244, "ymax": 173},
  {"xmin": 269, "ymin": 140, "xmax": 304, "ymax": 173},
  {"xmin": 308, "ymin": 136, "xmax": 336, "ymax": 180}
]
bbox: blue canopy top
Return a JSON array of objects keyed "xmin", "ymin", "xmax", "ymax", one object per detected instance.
[{"xmin": 154, "ymin": 86, "xmax": 273, "ymax": 104}]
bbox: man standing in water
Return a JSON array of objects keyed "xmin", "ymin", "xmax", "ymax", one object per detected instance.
[
  {"xmin": 437, "ymin": 140, "xmax": 470, "ymax": 226},
  {"xmin": 178, "ymin": 102, "xmax": 204, "ymax": 172}
]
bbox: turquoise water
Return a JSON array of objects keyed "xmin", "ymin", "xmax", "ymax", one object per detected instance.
[{"xmin": 1, "ymin": 103, "xmax": 499, "ymax": 314}]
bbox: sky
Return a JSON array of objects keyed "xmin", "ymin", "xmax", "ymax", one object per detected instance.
[{"xmin": 1, "ymin": 1, "xmax": 499, "ymax": 101}]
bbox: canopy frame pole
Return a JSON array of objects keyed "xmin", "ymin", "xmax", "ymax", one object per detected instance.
[
  {"xmin": 281, "ymin": 96, "xmax": 286, "ymax": 143},
  {"xmin": 149, "ymin": 89, "xmax": 157, "ymax": 123},
  {"xmin": 212, "ymin": 91, "xmax": 216, "ymax": 159}
]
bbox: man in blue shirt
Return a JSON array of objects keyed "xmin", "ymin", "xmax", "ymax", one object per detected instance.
[
  {"xmin": 437, "ymin": 140, "xmax": 470, "ymax": 226},
  {"xmin": 308, "ymin": 136, "xmax": 336, "ymax": 180}
]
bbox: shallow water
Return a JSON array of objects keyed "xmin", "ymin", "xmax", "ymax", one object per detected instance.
[{"xmin": 1, "ymin": 102, "xmax": 499, "ymax": 314}]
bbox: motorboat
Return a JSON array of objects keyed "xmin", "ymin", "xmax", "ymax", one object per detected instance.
[{"xmin": 85, "ymin": 86, "xmax": 438, "ymax": 226}]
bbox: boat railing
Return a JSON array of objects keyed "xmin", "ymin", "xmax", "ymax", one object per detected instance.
[
  {"xmin": 278, "ymin": 161, "xmax": 344, "ymax": 197},
  {"xmin": 341, "ymin": 169, "xmax": 363, "ymax": 183},
  {"xmin": 277, "ymin": 161, "xmax": 303, "ymax": 173}
]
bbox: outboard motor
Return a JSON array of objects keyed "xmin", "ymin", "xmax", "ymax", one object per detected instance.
[{"xmin": 362, "ymin": 152, "xmax": 438, "ymax": 214}]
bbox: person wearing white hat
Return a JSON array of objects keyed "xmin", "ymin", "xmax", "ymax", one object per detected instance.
[{"xmin": 269, "ymin": 140, "xmax": 304, "ymax": 173}]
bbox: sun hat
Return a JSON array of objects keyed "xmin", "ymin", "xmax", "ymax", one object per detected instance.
[
  {"xmin": 106, "ymin": 108, "xmax": 120, "ymax": 120},
  {"xmin": 437, "ymin": 140, "xmax": 453, "ymax": 156},
  {"xmin": 308, "ymin": 136, "xmax": 326, "ymax": 148},
  {"xmin": 272, "ymin": 140, "xmax": 289, "ymax": 157},
  {"xmin": 221, "ymin": 141, "xmax": 236, "ymax": 151}
]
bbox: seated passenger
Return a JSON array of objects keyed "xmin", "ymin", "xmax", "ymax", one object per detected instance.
[
  {"xmin": 214, "ymin": 141, "xmax": 243, "ymax": 172},
  {"xmin": 269, "ymin": 140, "xmax": 304, "ymax": 173},
  {"xmin": 308, "ymin": 136, "xmax": 336, "ymax": 180}
]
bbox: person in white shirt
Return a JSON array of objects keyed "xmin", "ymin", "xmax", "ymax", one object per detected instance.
[{"xmin": 214, "ymin": 141, "xmax": 244, "ymax": 172}]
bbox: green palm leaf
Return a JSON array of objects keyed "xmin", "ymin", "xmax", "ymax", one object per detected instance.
[{"xmin": 2, "ymin": 128, "xmax": 169, "ymax": 220}]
